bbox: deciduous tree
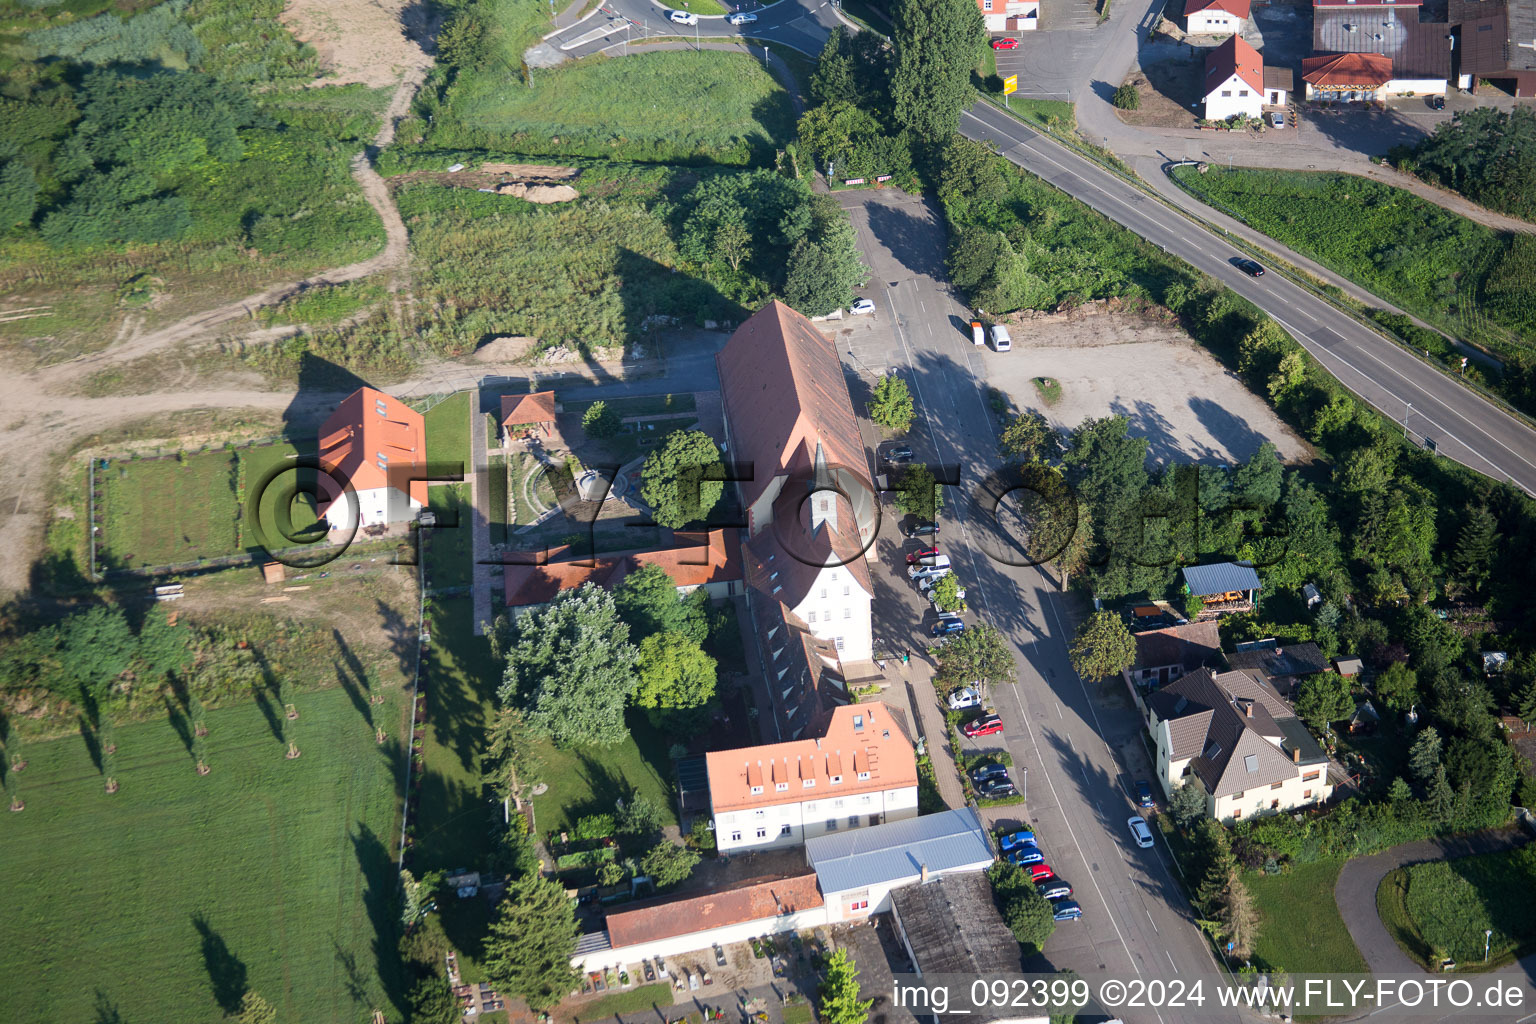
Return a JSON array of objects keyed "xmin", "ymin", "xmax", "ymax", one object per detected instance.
[
  {"xmin": 634, "ymin": 631, "xmax": 717, "ymax": 711},
  {"xmin": 818, "ymin": 948, "xmax": 875, "ymax": 1024},
  {"xmin": 234, "ymin": 991, "xmax": 277, "ymax": 1024},
  {"xmin": 1374, "ymin": 661, "xmax": 1419, "ymax": 714},
  {"xmin": 894, "ymin": 464, "xmax": 944, "ymax": 522},
  {"xmin": 641, "ymin": 429, "xmax": 725, "ymax": 530},
  {"xmin": 483, "ymin": 873, "xmax": 579, "ymax": 1011},
  {"xmin": 1294, "ymin": 672, "xmax": 1352, "ymax": 733},
  {"xmin": 640, "ymin": 840, "xmax": 700, "ymax": 889},
  {"xmin": 581, "ymin": 401, "xmax": 620, "ymax": 439},
  {"xmin": 987, "ymin": 861, "xmax": 1056, "ymax": 954},
  {"xmin": 869, "ymin": 374, "xmax": 914, "ymax": 432},
  {"xmin": 408, "ymin": 975, "xmax": 461, "ymax": 1024},
  {"xmin": 890, "ymin": 0, "xmax": 986, "ymax": 140},
  {"xmin": 1068, "ymin": 611, "xmax": 1136, "ymax": 682},
  {"xmin": 929, "ymin": 622, "xmax": 1015, "ymax": 698},
  {"xmin": 930, "ymin": 573, "xmax": 965, "ymax": 613},
  {"xmin": 612, "ymin": 563, "xmax": 709, "ymax": 645},
  {"xmin": 999, "ymin": 412, "xmax": 1062, "ymax": 465}
]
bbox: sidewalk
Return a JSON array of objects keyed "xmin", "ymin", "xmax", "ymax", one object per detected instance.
[{"xmin": 898, "ymin": 653, "xmax": 968, "ymax": 810}]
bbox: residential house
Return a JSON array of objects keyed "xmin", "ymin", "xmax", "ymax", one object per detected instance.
[
  {"xmin": 500, "ymin": 391, "xmax": 557, "ymax": 444},
  {"xmin": 706, "ymin": 702, "xmax": 918, "ymax": 855},
  {"xmin": 1264, "ymin": 65, "xmax": 1293, "ymax": 106},
  {"xmin": 1309, "ymin": 0, "xmax": 1452, "ymax": 99},
  {"xmin": 1203, "ymin": 35, "xmax": 1266, "ymax": 120},
  {"xmin": 1226, "ymin": 638, "xmax": 1329, "ymax": 702},
  {"xmin": 1334, "ymin": 655, "xmax": 1364, "ymax": 678},
  {"xmin": 502, "ymin": 529, "xmax": 744, "ymax": 610},
  {"xmin": 1182, "ymin": 561, "xmax": 1262, "ymax": 615},
  {"xmin": 1145, "ymin": 667, "xmax": 1333, "ymax": 822},
  {"xmin": 717, "ymin": 301, "xmax": 878, "ymax": 731},
  {"xmin": 1450, "ymin": 0, "xmax": 1536, "ymax": 96},
  {"xmin": 317, "ymin": 387, "xmax": 427, "ymax": 531},
  {"xmin": 1186, "ymin": 0, "xmax": 1250, "ymax": 35},
  {"xmin": 1123, "ymin": 619, "xmax": 1223, "ymax": 696},
  {"xmin": 805, "ymin": 807, "xmax": 995, "ymax": 923},
  {"xmin": 976, "ymin": 0, "xmax": 1040, "ymax": 32}
]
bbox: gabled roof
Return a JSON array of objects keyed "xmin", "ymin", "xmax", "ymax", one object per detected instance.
[
  {"xmin": 1301, "ymin": 51, "xmax": 1395, "ymax": 86},
  {"xmin": 1186, "ymin": 0, "xmax": 1252, "ymax": 18},
  {"xmin": 604, "ymin": 873, "xmax": 823, "ymax": 950},
  {"xmin": 805, "ymin": 807, "xmax": 994, "ymax": 894},
  {"xmin": 1227, "ymin": 641, "xmax": 1329, "ymax": 688},
  {"xmin": 890, "ymin": 873, "xmax": 1020, "ymax": 983},
  {"xmin": 500, "ymin": 391, "xmax": 556, "ymax": 425},
  {"xmin": 1182, "ymin": 561, "xmax": 1262, "ymax": 596},
  {"xmin": 317, "ymin": 387, "xmax": 427, "ymax": 508},
  {"xmin": 1205, "ymin": 33, "xmax": 1265, "ymax": 96},
  {"xmin": 706, "ymin": 703, "xmax": 916, "ymax": 812},
  {"xmin": 503, "ymin": 530, "xmax": 742, "ymax": 606},
  {"xmin": 1133, "ymin": 620, "xmax": 1222, "ymax": 671},
  {"xmin": 716, "ymin": 302, "xmax": 871, "ymax": 513}
]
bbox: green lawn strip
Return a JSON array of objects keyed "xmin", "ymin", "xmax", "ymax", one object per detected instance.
[
  {"xmin": 1032, "ymin": 376, "xmax": 1061, "ymax": 405},
  {"xmin": 562, "ymin": 393, "xmax": 698, "ymax": 418},
  {"xmin": 239, "ymin": 440, "xmax": 322, "ymax": 553},
  {"xmin": 559, "ymin": 981, "xmax": 676, "ymax": 1024},
  {"xmin": 424, "ymin": 391, "xmax": 472, "ymax": 470},
  {"xmin": 1247, "ymin": 859, "xmax": 1368, "ymax": 974},
  {"xmin": 656, "ymin": 0, "xmax": 728, "ymax": 12},
  {"xmin": 99, "ymin": 451, "xmax": 240, "ymax": 568},
  {"xmin": 781, "ymin": 1003, "xmax": 815, "ymax": 1024},
  {"xmin": 425, "ymin": 483, "xmax": 474, "ymax": 590},
  {"xmin": 427, "ymin": 50, "xmax": 794, "ymax": 165},
  {"xmin": 489, "ymin": 454, "xmax": 510, "ymax": 545},
  {"xmin": 1377, "ymin": 844, "xmax": 1536, "ymax": 968},
  {"xmin": 0, "ymin": 687, "xmax": 406, "ymax": 1024},
  {"xmin": 528, "ymin": 711, "xmax": 679, "ymax": 836}
]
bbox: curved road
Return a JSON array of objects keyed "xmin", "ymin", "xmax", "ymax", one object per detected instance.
[{"xmin": 542, "ymin": 0, "xmax": 837, "ymax": 60}]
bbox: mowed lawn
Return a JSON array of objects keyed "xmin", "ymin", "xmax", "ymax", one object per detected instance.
[
  {"xmin": 1377, "ymin": 844, "xmax": 1536, "ymax": 967},
  {"xmin": 435, "ymin": 50, "xmax": 796, "ymax": 164},
  {"xmin": 99, "ymin": 452, "xmax": 240, "ymax": 568},
  {"xmin": 1246, "ymin": 859, "xmax": 1368, "ymax": 974},
  {"xmin": 528, "ymin": 712, "xmax": 679, "ymax": 836},
  {"xmin": 0, "ymin": 688, "xmax": 407, "ymax": 1024},
  {"xmin": 423, "ymin": 391, "xmax": 471, "ymax": 470}
]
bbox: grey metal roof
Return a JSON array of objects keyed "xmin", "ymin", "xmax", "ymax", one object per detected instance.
[
  {"xmin": 1182, "ymin": 562, "xmax": 1261, "ymax": 596},
  {"xmin": 805, "ymin": 807, "xmax": 994, "ymax": 895}
]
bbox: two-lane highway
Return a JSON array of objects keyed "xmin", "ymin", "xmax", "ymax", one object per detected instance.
[
  {"xmin": 542, "ymin": 0, "xmax": 838, "ymax": 60},
  {"xmin": 960, "ymin": 101, "xmax": 1536, "ymax": 497}
]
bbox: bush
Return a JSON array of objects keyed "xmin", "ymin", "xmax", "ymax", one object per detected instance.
[
  {"xmin": 1112, "ymin": 84, "xmax": 1140, "ymax": 110},
  {"xmin": 573, "ymin": 814, "xmax": 615, "ymax": 840}
]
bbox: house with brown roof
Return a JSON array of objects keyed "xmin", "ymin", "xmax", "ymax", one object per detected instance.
[
  {"xmin": 717, "ymin": 302, "xmax": 878, "ymax": 730},
  {"xmin": 1123, "ymin": 619, "xmax": 1223, "ymax": 693},
  {"xmin": 1226, "ymin": 639, "xmax": 1329, "ymax": 701},
  {"xmin": 1450, "ymin": 0, "xmax": 1536, "ymax": 96},
  {"xmin": 1146, "ymin": 667, "xmax": 1333, "ymax": 822},
  {"xmin": 1204, "ymin": 34, "xmax": 1267, "ymax": 119},
  {"xmin": 317, "ymin": 387, "xmax": 427, "ymax": 531},
  {"xmin": 502, "ymin": 530, "xmax": 744, "ymax": 609},
  {"xmin": 499, "ymin": 391, "xmax": 557, "ymax": 444},
  {"xmin": 706, "ymin": 702, "xmax": 918, "ymax": 854},
  {"xmin": 1186, "ymin": 0, "xmax": 1250, "ymax": 35},
  {"xmin": 1309, "ymin": 0, "xmax": 1453, "ymax": 99}
]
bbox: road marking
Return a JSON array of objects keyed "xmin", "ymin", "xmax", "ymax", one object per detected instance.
[
  {"xmin": 1166, "ymin": 950, "xmax": 1176, "ymax": 969},
  {"xmin": 1146, "ymin": 908, "xmax": 1159, "ymax": 933},
  {"xmin": 1056, "ymin": 701, "xmax": 1062, "ymax": 719}
]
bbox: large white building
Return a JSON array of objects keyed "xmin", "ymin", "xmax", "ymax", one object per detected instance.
[
  {"xmin": 1202, "ymin": 34, "xmax": 1266, "ymax": 120},
  {"xmin": 706, "ymin": 703, "xmax": 918, "ymax": 855},
  {"xmin": 976, "ymin": 0, "xmax": 1040, "ymax": 31},
  {"xmin": 317, "ymin": 387, "xmax": 426, "ymax": 531}
]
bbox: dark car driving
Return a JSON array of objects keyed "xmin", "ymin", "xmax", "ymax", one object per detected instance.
[{"xmin": 1236, "ymin": 257, "xmax": 1265, "ymax": 277}]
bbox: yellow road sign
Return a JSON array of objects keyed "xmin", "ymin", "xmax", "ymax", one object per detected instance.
[{"xmin": 1003, "ymin": 75, "xmax": 1018, "ymax": 95}]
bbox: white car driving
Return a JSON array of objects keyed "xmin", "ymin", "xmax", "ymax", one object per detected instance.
[
  {"xmin": 850, "ymin": 298, "xmax": 876, "ymax": 315},
  {"xmin": 1127, "ymin": 816, "xmax": 1154, "ymax": 849},
  {"xmin": 728, "ymin": 12, "xmax": 759, "ymax": 25},
  {"xmin": 669, "ymin": 10, "xmax": 699, "ymax": 25}
]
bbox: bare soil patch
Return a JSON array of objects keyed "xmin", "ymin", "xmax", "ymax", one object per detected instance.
[
  {"xmin": 280, "ymin": 0, "xmax": 432, "ymax": 88},
  {"xmin": 1115, "ymin": 58, "xmax": 1202, "ymax": 129},
  {"xmin": 479, "ymin": 163, "xmax": 580, "ymax": 179}
]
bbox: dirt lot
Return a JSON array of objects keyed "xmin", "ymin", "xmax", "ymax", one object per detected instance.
[
  {"xmin": 985, "ymin": 307, "xmax": 1310, "ymax": 466},
  {"xmin": 280, "ymin": 0, "xmax": 433, "ymax": 88}
]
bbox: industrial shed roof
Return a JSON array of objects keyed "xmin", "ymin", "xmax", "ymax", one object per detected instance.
[{"xmin": 804, "ymin": 807, "xmax": 994, "ymax": 895}]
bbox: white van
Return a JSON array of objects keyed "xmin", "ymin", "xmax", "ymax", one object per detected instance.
[
  {"xmin": 991, "ymin": 325, "xmax": 1012, "ymax": 352},
  {"xmin": 971, "ymin": 319, "xmax": 986, "ymax": 346}
]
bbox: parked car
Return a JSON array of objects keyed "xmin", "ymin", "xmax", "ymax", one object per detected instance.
[
  {"xmin": 1052, "ymin": 900, "xmax": 1084, "ymax": 921},
  {"xmin": 961, "ymin": 715, "xmax": 1004, "ymax": 738},
  {"xmin": 970, "ymin": 319, "xmax": 985, "ymax": 346},
  {"xmin": 931, "ymin": 617, "xmax": 966, "ymax": 637},
  {"xmin": 990, "ymin": 324, "xmax": 1012, "ymax": 351},
  {"xmin": 1127, "ymin": 815, "xmax": 1154, "ymax": 849},
  {"xmin": 972, "ymin": 761, "xmax": 1010, "ymax": 783},
  {"xmin": 669, "ymin": 9, "xmax": 698, "ymax": 25},
  {"xmin": 991, "ymin": 37, "xmax": 1019, "ymax": 50},
  {"xmin": 999, "ymin": 829, "xmax": 1036, "ymax": 852},
  {"xmin": 929, "ymin": 586, "xmax": 967, "ymax": 608},
  {"xmin": 903, "ymin": 520, "xmax": 939, "ymax": 538},
  {"xmin": 1006, "ymin": 841, "xmax": 1043, "ymax": 865},
  {"xmin": 1027, "ymin": 863, "xmax": 1054, "ymax": 882},
  {"xmin": 884, "ymin": 444, "xmax": 914, "ymax": 465},
  {"xmin": 714, "ymin": 944, "xmax": 726, "ymax": 967},
  {"xmin": 981, "ymin": 778, "xmax": 1019, "ymax": 800},
  {"xmin": 850, "ymin": 298, "xmax": 876, "ymax": 315},
  {"xmin": 1235, "ymin": 257, "xmax": 1265, "ymax": 277},
  {"xmin": 906, "ymin": 546, "xmax": 941, "ymax": 564},
  {"xmin": 1036, "ymin": 879, "xmax": 1073, "ymax": 901},
  {"xmin": 1136, "ymin": 779, "xmax": 1154, "ymax": 808},
  {"xmin": 1430, "ymin": 94, "xmax": 1445, "ymax": 109},
  {"xmin": 916, "ymin": 573, "xmax": 954, "ymax": 593},
  {"xmin": 947, "ymin": 686, "xmax": 983, "ymax": 710},
  {"xmin": 727, "ymin": 12, "xmax": 758, "ymax": 25},
  {"xmin": 1269, "ymin": 110, "xmax": 1285, "ymax": 129},
  {"xmin": 909, "ymin": 565, "xmax": 950, "ymax": 582}
]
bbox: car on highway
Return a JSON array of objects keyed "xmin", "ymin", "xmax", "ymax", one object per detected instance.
[
  {"xmin": 1036, "ymin": 879, "xmax": 1073, "ymax": 901},
  {"xmin": 961, "ymin": 715, "xmax": 1004, "ymax": 738},
  {"xmin": 1136, "ymin": 779, "xmax": 1154, "ymax": 808},
  {"xmin": 1235, "ymin": 257, "xmax": 1265, "ymax": 277},
  {"xmin": 999, "ymin": 829, "xmax": 1036, "ymax": 851},
  {"xmin": 971, "ymin": 319, "xmax": 985, "ymax": 346},
  {"xmin": 1127, "ymin": 816, "xmax": 1154, "ymax": 849},
  {"xmin": 931, "ymin": 616, "xmax": 967, "ymax": 637},
  {"xmin": 903, "ymin": 520, "xmax": 939, "ymax": 538},
  {"xmin": 972, "ymin": 761, "xmax": 1010, "ymax": 784},
  {"xmin": 1052, "ymin": 900, "xmax": 1084, "ymax": 922},
  {"xmin": 1269, "ymin": 110, "xmax": 1285, "ymax": 129},
  {"xmin": 883, "ymin": 444, "xmax": 914, "ymax": 465},
  {"xmin": 1005, "ymin": 840, "xmax": 1043, "ymax": 864},
  {"xmin": 727, "ymin": 12, "xmax": 758, "ymax": 25},
  {"xmin": 1027, "ymin": 863, "xmax": 1054, "ymax": 882},
  {"xmin": 991, "ymin": 37, "xmax": 1019, "ymax": 50},
  {"xmin": 906, "ymin": 546, "xmax": 941, "ymax": 564},
  {"xmin": 669, "ymin": 10, "xmax": 698, "ymax": 25},
  {"xmin": 947, "ymin": 686, "xmax": 983, "ymax": 710},
  {"xmin": 850, "ymin": 298, "xmax": 876, "ymax": 315}
]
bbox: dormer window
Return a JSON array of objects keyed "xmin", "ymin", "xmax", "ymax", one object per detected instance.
[
  {"xmin": 803, "ymin": 779, "xmax": 815, "ymax": 788},
  {"xmin": 853, "ymin": 714, "xmax": 864, "ymax": 730},
  {"xmin": 775, "ymin": 782, "xmax": 788, "ymax": 792},
  {"xmin": 857, "ymin": 771, "xmax": 871, "ymax": 781},
  {"xmin": 750, "ymin": 785, "xmax": 763, "ymax": 795},
  {"xmin": 830, "ymin": 775, "xmax": 843, "ymax": 784}
]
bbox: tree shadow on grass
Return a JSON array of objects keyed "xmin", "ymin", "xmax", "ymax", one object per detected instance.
[
  {"xmin": 351, "ymin": 822, "xmax": 409, "ymax": 1017},
  {"xmin": 92, "ymin": 989, "xmax": 125, "ymax": 1024},
  {"xmin": 253, "ymin": 687, "xmax": 285, "ymax": 744},
  {"xmin": 333, "ymin": 936, "xmax": 372, "ymax": 1010},
  {"xmin": 79, "ymin": 714, "xmax": 102, "ymax": 773},
  {"xmin": 164, "ymin": 693, "xmax": 194, "ymax": 756},
  {"xmin": 565, "ymin": 751, "xmax": 634, "ymax": 827},
  {"xmin": 191, "ymin": 913, "xmax": 248, "ymax": 1015},
  {"xmin": 377, "ymin": 598, "xmax": 418, "ymax": 683},
  {"xmin": 334, "ymin": 657, "xmax": 376, "ymax": 732}
]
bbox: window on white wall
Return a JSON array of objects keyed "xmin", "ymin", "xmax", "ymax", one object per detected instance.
[
  {"xmin": 808, "ymin": 612, "xmax": 817, "ymax": 623},
  {"xmin": 750, "ymin": 785, "xmax": 763, "ymax": 795},
  {"xmin": 780, "ymin": 824, "xmax": 792, "ymax": 836},
  {"xmin": 731, "ymin": 831, "xmax": 742, "ymax": 842},
  {"xmin": 756, "ymin": 828, "xmax": 767, "ymax": 839}
]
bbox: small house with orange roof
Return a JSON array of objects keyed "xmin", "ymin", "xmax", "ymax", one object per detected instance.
[
  {"xmin": 502, "ymin": 529, "xmax": 744, "ymax": 610},
  {"xmin": 317, "ymin": 387, "xmax": 427, "ymax": 531},
  {"xmin": 705, "ymin": 702, "xmax": 918, "ymax": 854},
  {"xmin": 1300, "ymin": 52, "xmax": 1396, "ymax": 101},
  {"xmin": 976, "ymin": 0, "xmax": 1039, "ymax": 32},
  {"xmin": 1185, "ymin": 0, "xmax": 1250, "ymax": 35},
  {"xmin": 500, "ymin": 391, "xmax": 557, "ymax": 444},
  {"xmin": 1203, "ymin": 34, "xmax": 1266, "ymax": 120}
]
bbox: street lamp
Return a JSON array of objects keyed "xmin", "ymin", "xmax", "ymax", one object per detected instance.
[{"xmin": 1485, "ymin": 929, "xmax": 1493, "ymax": 962}]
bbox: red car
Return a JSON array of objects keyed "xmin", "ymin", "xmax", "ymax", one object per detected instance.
[
  {"xmin": 1028, "ymin": 863, "xmax": 1055, "ymax": 882},
  {"xmin": 906, "ymin": 546, "xmax": 940, "ymax": 564},
  {"xmin": 961, "ymin": 715, "xmax": 1004, "ymax": 738},
  {"xmin": 991, "ymin": 37, "xmax": 1019, "ymax": 50}
]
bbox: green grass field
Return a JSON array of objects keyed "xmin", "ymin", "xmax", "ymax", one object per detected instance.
[
  {"xmin": 423, "ymin": 391, "xmax": 471, "ymax": 471},
  {"xmin": 425, "ymin": 484, "xmax": 474, "ymax": 590},
  {"xmin": 562, "ymin": 982, "xmax": 675, "ymax": 1024},
  {"xmin": 528, "ymin": 712, "xmax": 678, "ymax": 835},
  {"xmin": 1247, "ymin": 860, "xmax": 1368, "ymax": 974},
  {"xmin": 0, "ymin": 687, "xmax": 407, "ymax": 1023},
  {"xmin": 427, "ymin": 50, "xmax": 795, "ymax": 165},
  {"xmin": 99, "ymin": 451, "xmax": 239, "ymax": 568},
  {"xmin": 1377, "ymin": 845, "xmax": 1536, "ymax": 967}
]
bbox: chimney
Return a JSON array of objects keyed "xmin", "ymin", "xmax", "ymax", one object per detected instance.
[
  {"xmin": 920, "ymin": 863, "xmax": 929, "ymax": 883},
  {"xmin": 1292, "ymin": 746, "xmax": 1301, "ymax": 763},
  {"xmin": 1244, "ymin": 702, "xmax": 1253, "ymax": 718}
]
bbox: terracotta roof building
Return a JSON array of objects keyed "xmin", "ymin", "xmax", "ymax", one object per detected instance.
[
  {"xmin": 503, "ymin": 530, "xmax": 743, "ymax": 608},
  {"xmin": 1186, "ymin": 0, "xmax": 1250, "ymax": 34},
  {"xmin": 706, "ymin": 702, "xmax": 919, "ymax": 854},
  {"xmin": 500, "ymin": 391, "xmax": 557, "ymax": 441},
  {"xmin": 1124, "ymin": 619, "xmax": 1223, "ymax": 691},
  {"xmin": 1204, "ymin": 34, "xmax": 1267, "ymax": 119},
  {"xmin": 317, "ymin": 387, "xmax": 427, "ymax": 530}
]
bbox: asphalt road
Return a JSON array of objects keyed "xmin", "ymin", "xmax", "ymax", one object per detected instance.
[
  {"xmin": 959, "ymin": 100, "xmax": 1536, "ymax": 497},
  {"xmin": 837, "ymin": 188, "xmax": 1232, "ymax": 1023},
  {"xmin": 544, "ymin": 0, "xmax": 838, "ymax": 59}
]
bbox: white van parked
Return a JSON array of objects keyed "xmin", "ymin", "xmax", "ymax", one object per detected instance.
[{"xmin": 991, "ymin": 325, "xmax": 1012, "ymax": 351}]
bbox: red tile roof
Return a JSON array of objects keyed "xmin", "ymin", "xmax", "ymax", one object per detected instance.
[
  {"xmin": 1302, "ymin": 51, "xmax": 1394, "ymax": 86},
  {"xmin": 604, "ymin": 873, "xmax": 824, "ymax": 949},
  {"xmin": 1205, "ymin": 34, "xmax": 1265, "ymax": 96},
  {"xmin": 503, "ymin": 530, "xmax": 742, "ymax": 606},
  {"xmin": 706, "ymin": 703, "xmax": 916, "ymax": 813},
  {"xmin": 1185, "ymin": 0, "xmax": 1251, "ymax": 18},
  {"xmin": 501, "ymin": 391, "xmax": 557, "ymax": 425},
  {"xmin": 317, "ymin": 387, "xmax": 427, "ymax": 512}
]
